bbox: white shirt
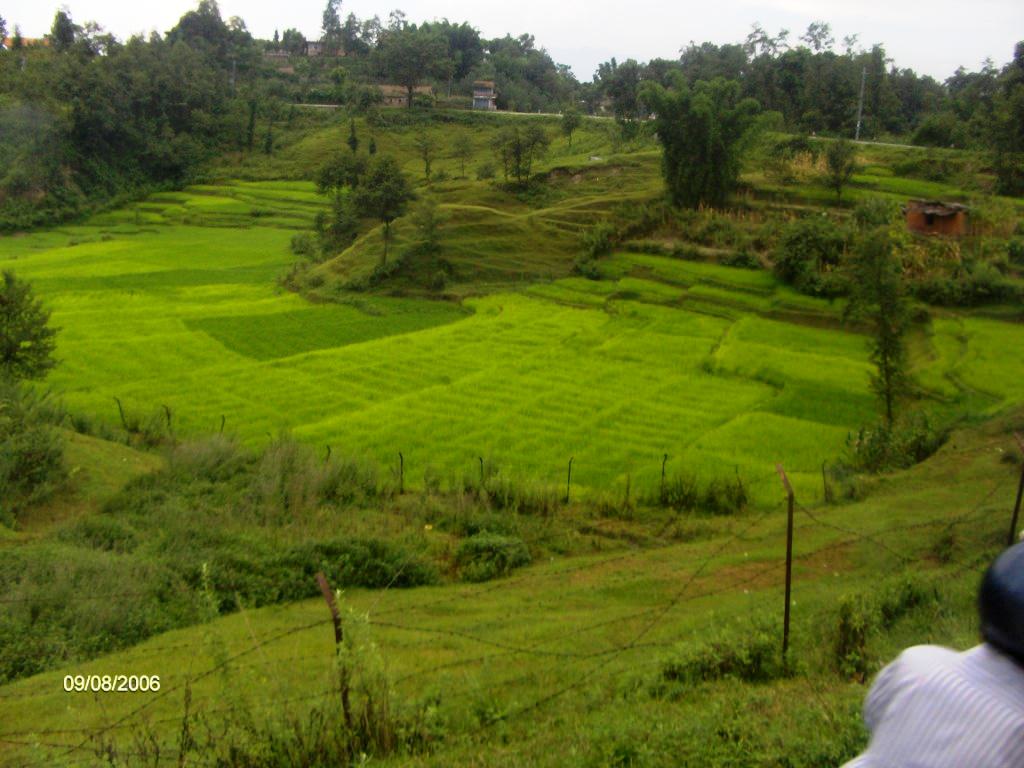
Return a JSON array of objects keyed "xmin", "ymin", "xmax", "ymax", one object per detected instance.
[{"xmin": 843, "ymin": 644, "xmax": 1024, "ymax": 768}]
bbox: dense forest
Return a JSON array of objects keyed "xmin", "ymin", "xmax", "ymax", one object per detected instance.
[{"xmin": 0, "ymin": 1, "xmax": 1022, "ymax": 229}]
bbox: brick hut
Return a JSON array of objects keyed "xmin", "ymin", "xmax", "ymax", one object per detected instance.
[{"xmin": 904, "ymin": 200, "xmax": 969, "ymax": 237}]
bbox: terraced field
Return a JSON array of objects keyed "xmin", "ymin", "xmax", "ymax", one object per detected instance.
[{"xmin": 6, "ymin": 181, "xmax": 1024, "ymax": 505}]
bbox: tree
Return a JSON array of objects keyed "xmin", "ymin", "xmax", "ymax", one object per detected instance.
[
  {"xmin": 0, "ymin": 16, "xmax": 7, "ymax": 43},
  {"xmin": 316, "ymin": 152, "xmax": 366, "ymax": 197},
  {"xmin": 451, "ymin": 134, "xmax": 473, "ymax": 178},
  {"xmin": 492, "ymin": 125, "xmax": 550, "ymax": 186},
  {"xmin": 410, "ymin": 196, "xmax": 443, "ymax": 255},
  {"xmin": 990, "ymin": 41, "xmax": 1024, "ymax": 195},
  {"xmin": 341, "ymin": 13, "xmax": 367, "ymax": 55},
  {"xmin": 0, "ymin": 272, "xmax": 58, "ymax": 382},
  {"xmin": 800, "ymin": 21, "xmax": 834, "ymax": 53},
  {"xmin": 413, "ymin": 130, "xmax": 437, "ymax": 181},
  {"xmin": 561, "ymin": 108, "xmax": 582, "ymax": 148},
  {"xmin": 347, "ymin": 119, "xmax": 359, "ymax": 153},
  {"xmin": 772, "ymin": 217, "xmax": 849, "ymax": 296},
  {"xmin": 49, "ymin": 9, "xmax": 78, "ymax": 52},
  {"xmin": 596, "ymin": 58, "xmax": 645, "ymax": 135},
  {"xmin": 281, "ymin": 28, "xmax": 305, "ymax": 55},
  {"xmin": 368, "ymin": 137, "xmax": 377, "ymax": 155},
  {"xmin": 321, "ymin": 0, "xmax": 343, "ymax": 55},
  {"xmin": 824, "ymin": 139, "xmax": 857, "ymax": 204},
  {"xmin": 640, "ymin": 75, "xmax": 760, "ymax": 208},
  {"xmin": 352, "ymin": 156, "xmax": 414, "ymax": 264},
  {"xmin": 376, "ymin": 26, "xmax": 449, "ymax": 108},
  {"xmin": 846, "ymin": 228, "xmax": 910, "ymax": 427}
]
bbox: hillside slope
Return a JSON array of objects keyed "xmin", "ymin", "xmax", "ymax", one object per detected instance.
[{"xmin": 0, "ymin": 409, "xmax": 1019, "ymax": 767}]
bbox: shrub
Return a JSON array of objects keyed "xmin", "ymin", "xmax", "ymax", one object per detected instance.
[
  {"xmin": 59, "ymin": 516, "xmax": 138, "ymax": 553},
  {"xmin": 1009, "ymin": 238, "xmax": 1024, "ymax": 267},
  {"xmin": 254, "ymin": 437, "xmax": 377, "ymax": 520},
  {"xmin": 835, "ymin": 593, "xmax": 875, "ymax": 681},
  {"xmin": 834, "ymin": 576, "xmax": 936, "ymax": 681},
  {"xmin": 846, "ymin": 413, "xmax": 948, "ymax": 473},
  {"xmin": 651, "ymin": 472, "xmax": 747, "ymax": 515},
  {"xmin": 481, "ymin": 474, "xmax": 559, "ymax": 516},
  {"xmin": 852, "ymin": 197, "xmax": 900, "ymax": 230},
  {"xmin": 290, "ymin": 232, "xmax": 316, "ymax": 257},
  {"xmin": 582, "ymin": 220, "xmax": 616, "ymax": 259},
  {"xmin": 772, "ymin": 216, "xmax": 849, "ymax": 297},
  {"xmin": 659, "ymin": 618, "xmax": 783, "ymax": 686},
  {"xmin": 168, "ymin": 435, "xmax": 249, "ymax": 483},
  {"xmin": 0, "ymin": 383, "xmax": 65, "ymax": 522},
  {"xmin": 721, "ymin": 247, "xmax": 761, "ymax": 269},
  {"xmin": 454, "ymin": 532, "xmax": 531, "ymax": 582},
  {"xmin": 475, "ymin": 162, "xmax": 496, "ymax": 181}
]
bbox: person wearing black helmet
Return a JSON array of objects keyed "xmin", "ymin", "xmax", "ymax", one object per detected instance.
[{"xmin": 842, "ymin": 542, "xmax": 1024, "ymax": 767}]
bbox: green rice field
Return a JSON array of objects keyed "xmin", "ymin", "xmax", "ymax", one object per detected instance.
[{"xmin": 4, "ymin": 181, "xmax": 1024, "ymax": 504}]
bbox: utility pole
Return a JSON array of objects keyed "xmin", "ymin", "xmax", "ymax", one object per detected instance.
[{"xmin": 854, "ymin": 66, "xmax": 867, "ymax": 141}]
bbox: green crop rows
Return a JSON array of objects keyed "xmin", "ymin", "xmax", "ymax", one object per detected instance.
[{"xmin": 5, "ymin": 181, "xmax": 1024, "ymax": 505}]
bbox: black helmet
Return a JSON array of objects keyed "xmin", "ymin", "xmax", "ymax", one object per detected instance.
[{"xmin": 979, "ymin": 542, "xmax": 1024, "ymax": 665}]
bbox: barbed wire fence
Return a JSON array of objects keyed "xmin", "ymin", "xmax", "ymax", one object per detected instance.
[{"xmin": 0, "ymin": 442, "xmax": 1020, "ymax": 767}]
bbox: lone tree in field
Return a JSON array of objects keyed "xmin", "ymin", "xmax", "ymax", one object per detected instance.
[
  {"xmin": 492, "ymin": 125, "xmax": 550, "ymax": 186},
  {"xmin": 0, "ymin": 271, "xmax": 58, "ymax": 382},
  {"xmin": 353, "ymin": 156, "xmax": 414, "ymax": 265},
  {"xmin": 846, "ymin": 228, "xmax": 910, "ymax": 427},
  {"xmin": 825, "ymin": 139, "xmax": 857, "ymax": 204},
  {"xmin": 413, "ymin": 130, "xmax": 437, "ymax": 181},
  {"xmin": 347, "ymin": 119, "xmax": 359, "ymax": 153},
  {"xmin": 641, "ymin": 76, "xmax": 760, "ymax": 208},
  {"xmin": 451, "ymin": 133, "xmax": 473, "ymax": 178},
  {"xmin": 561, "ymin": 108, "xmax": 582, "ymax": 148}
]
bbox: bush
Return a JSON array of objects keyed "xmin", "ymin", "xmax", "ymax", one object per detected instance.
[
  {"xmin": 772, "ymin": 216, "xmax": 850, "ymax": 297},
  {"xmin": 59, "ymin": 516, "xmax": 138, "ymax": 553},
  {"xmin": 835, "ymin": 593, "xmax": 874, "ymax": 681},
  {"xmin": 846, "ymin": 413, "xmax": 948, "ymax": 472},
  {"xmin": 0, "ymin": 383, "xmax": 66, "ymax": 522},
  {"xmin": 254, "ymin": 437, "xmax": 377, "ymax": 520},
  {"xmin": 168, "ymin": 435, "xmax": 248, "ymax": 483},
  {"xmin": 290, "ymin": 232, "xmax": 316, "ymax": 258},
  {"xmin": 582, "ymin": 220, "xmax": 616, "ymax": 259},
  {"xmin": 659, "ymin": 618, "xmax": 783, "ymax": 686},
  {"xmin": 454, "ymin": 532, "xmax": 531, "ymax": 582},
  {"xmin": 834, "ymin": 577, "xmax": 936, "ymax": 681},
  {"xmin": 721, "ymin": 247, "xmax": 761, "ymax": 269},
  {"xmin": 652, "ymin": 472, "xmax": 748, "ymax": 515},
  {"xmin": 476, "ymin": 162, "xmax": 496, "ymax": 181},
  {"xmin": 1009, "ymin": 238, "xmax": 1024, "ymax": 267},
  {"xmin": 481, "ymin": 474, "xmax": 559, "ymax": 516}
]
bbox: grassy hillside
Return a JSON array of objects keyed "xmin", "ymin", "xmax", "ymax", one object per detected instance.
[
  {"xmin": 0, "ymin": 410, "xmax": 1019, "ymax": 767},
  {"xmin": 2, "ymin": 108, "xmax": 1024, "ymax": 767}
]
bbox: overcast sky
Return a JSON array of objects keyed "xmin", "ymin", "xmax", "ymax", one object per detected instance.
[{"xmin": 4, "ymin": 0, "xmax": 1022, "ymax": 81}]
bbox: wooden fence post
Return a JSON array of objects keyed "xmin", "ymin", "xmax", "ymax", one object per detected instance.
[
  {"xmin": 316, "ymin": 571, "xmax": 352, "ymax": 729},
  {"xmin": 776, "ymin": 464, "xmax": 795, "ymax": 666},
  {"xmin": 1008, "ymin": 433, "xmax": 1024, "ymax": 547}
]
